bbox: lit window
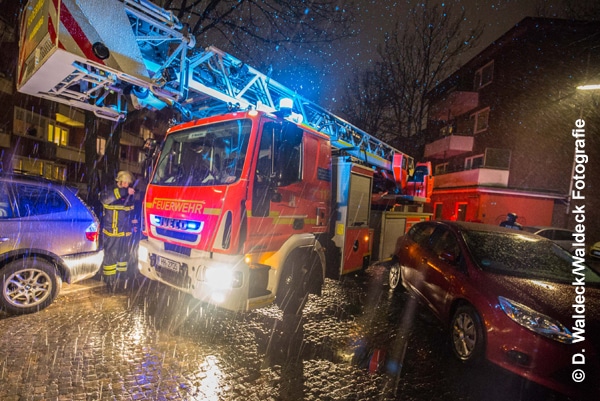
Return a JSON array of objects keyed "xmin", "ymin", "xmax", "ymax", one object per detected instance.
[
  {"xmin": 47, "ymin": 124, "xmax": 55, "ymax": 142},
  {"xmin": 97, "ymin": 137, "xmax": 106, "ymax": 156},
  {"xmin": 47, "ymin": 124, "xmax": 69, "ymax": 146},
  {"xmin": 59, "ymin": 128, "xmax": 68, "ymax": 146}
]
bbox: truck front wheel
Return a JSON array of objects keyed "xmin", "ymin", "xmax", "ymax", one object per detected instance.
[{"xmin": 275, "ymin": 250, "xmax": 321, "ymax": 315}]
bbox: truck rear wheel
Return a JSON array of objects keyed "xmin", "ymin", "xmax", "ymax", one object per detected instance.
[{"xmin": 275, "ymin": 250, "xmax": 321, "ymax": 315}]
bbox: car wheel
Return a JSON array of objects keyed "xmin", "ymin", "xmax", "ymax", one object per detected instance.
[
  {"xmin": 1, "ymin": 258, "xmax": 60, "ymax": 315},
  {"xmin": 388, "ymin": 263, "xmax": 401, "ymax": 290},
  {"xmin": 450, "ymin": 305, "xmax": 485, "ymax": 363}
]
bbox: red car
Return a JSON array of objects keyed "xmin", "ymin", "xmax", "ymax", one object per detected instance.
[{"xmin": 389, "ymin": 221, "xmax": 599, "ymax": 399}]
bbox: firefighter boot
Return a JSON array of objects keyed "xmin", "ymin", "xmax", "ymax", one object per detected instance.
[{"xmin": 104, "ymin": 275, "xmax": 116, "ymax": 294}]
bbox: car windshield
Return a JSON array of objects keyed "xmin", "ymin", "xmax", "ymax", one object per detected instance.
[
  {"xmin": 462, "ymin": 230, "xmax": 600, "ymax": 284},
  {"xmin": 152, "ymin": 119, "xmax": 252, "ymax": 186}
]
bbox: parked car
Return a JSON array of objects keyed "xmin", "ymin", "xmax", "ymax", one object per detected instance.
[
  {"xmin": 0, "ymin": 173, "xmax": 103, "ymax": 315},
  {"xmin": 389, "ymin": 221, "xmax": 600, "ymax": 399},
  {"xmin": 590, "ymin": 242, "xmax": 600, "ymax": 260},
  {"xmin": 522, "ymin": 226, "xmax": 576, "ymax": 253}
]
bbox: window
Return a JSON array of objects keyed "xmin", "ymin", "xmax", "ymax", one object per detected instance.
[
  {"xmin": 0, "ymin": 182, "xmax": 13, "ymax": 218},
  {"xmin": 14, "ymin": 107, "xmax": 48, "ymax": 138},
  {"xmin": 15, "ymin": 183, "xmax": 68, "ymax": 217},
  {"xmin": 408, "ymin": 223, "xmax": 436, "ymax": 246},
  {"xmin": 455, "ymin": 202, "xmax": 468, "ymax": 221},
  {"xmin": 434, "ymin": 163, "xmax": 448, "ymax": 175},
  {"xmin": 97, "ymin": 137, "xmax": 106, "ymax": 156},
  {"xmin": 434, "ymin": 203, "xmax": 443, "ymax": 220},
  {"xmin": 47, "ymin": 123, "xmax": 69, "ymax": 146},
  {"xmin": 472, "ymin": 108, "xmax": 490, "ymax": 133},
  {"xmin": 465, "ymin": 154, "xmax": 484, "ymax": 170},
  {"xmin": 553, "ymin": 229, "xmax": 574, "ymax": 241},
  {"xmin": 140, "ymin": 126, "xmax": 153, "ymax": 141},
  {"xmin": 440, "ymin": 121, "xmax": 456, "ymax": 136},
  {"xmin": 430, "ymin": 227, "xmax": 461, "ymax": 260},
  {"xmin": 474, "ymin": 61, "xmax": 494, "ymax": 89}
]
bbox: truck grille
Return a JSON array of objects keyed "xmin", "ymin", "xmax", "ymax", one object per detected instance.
[
  {"xmin": 156, "ymin": 264, "xmax": 190, "ymax": 288},
  {"xmin": 156, "ymin": 227, "xmax": 198, "ymax": 243}
]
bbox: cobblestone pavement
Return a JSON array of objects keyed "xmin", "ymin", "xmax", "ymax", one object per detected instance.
[{"xmin": 0, "ymin": 265, "xmax": 573, "ymax": 401}]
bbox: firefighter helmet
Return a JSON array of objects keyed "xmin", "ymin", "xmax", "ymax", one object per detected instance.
[{"xmin": 116, "ymin": 170, "xmax": 134, "ymax": 185}]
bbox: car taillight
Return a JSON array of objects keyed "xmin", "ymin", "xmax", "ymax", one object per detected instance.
[{"xmin": 85, "ymin": 222, "xmax": 100, "ymax": 242}]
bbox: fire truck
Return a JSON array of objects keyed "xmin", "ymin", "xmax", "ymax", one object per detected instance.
[{"xmin": 17, "ymin": 0, "xmax": 432, "ymax": 314}]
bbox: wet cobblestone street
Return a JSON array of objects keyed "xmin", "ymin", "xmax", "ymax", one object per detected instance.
[{"xmin": 0, "ymin": 264, "xmax": 573, "ymax": 401}]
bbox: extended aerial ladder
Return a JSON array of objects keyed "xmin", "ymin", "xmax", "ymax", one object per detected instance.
[{"xmin": 17, "ymin": 0, "xmax": 428, "ymax": 200}]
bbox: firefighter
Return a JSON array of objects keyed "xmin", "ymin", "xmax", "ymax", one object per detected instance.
[
  {"xmin": 100, "ymin": 170, "xmax": 136, "ymax": 292},
  {"xmin": 499, "ymin": 212, "xmax": 522, "ymax": 230}
]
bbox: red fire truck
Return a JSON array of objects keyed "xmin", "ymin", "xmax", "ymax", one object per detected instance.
[{"xmin": 17, "ymin": 0, "xmax": 433, "ymax": 314}]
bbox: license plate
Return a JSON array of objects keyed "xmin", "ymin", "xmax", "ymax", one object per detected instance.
[{"xmin": 157, "ymin": 256, "xmax": 181, "ymax": 273}]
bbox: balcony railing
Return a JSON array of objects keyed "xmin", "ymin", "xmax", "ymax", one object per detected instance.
[
  {"xmin": 424, "ymin": 135, "xmax": 474, "ymax": 159},
  {"xmin": 434, "ymin": 168, "xmax": 509, "ymax": 188}
]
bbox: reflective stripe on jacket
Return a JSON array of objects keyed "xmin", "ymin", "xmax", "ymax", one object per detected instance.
[{"xmin": 101, "ymin": 186, "xmax": 135, "ymax": 237}]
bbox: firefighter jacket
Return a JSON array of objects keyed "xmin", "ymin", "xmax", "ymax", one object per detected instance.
[{"xmin": 100, "ymin": 186, "xmax": 135, "ymax": 237}]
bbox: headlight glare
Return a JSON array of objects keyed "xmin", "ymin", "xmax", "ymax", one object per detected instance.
[{"xmin": 204, "ymin": 267, "xmax": 243, "ymax": 289}]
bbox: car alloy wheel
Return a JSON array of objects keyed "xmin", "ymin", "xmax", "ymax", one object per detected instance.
[
  {"xmin": 388, "ymin": 263, "xmax": 401, "ymax": 290},
  {"xmin": 1, "ymin": 258, "xmax": 60, "ymax": 315},
  {"xmin": 450, "ymin": 305, "xmax": 485, "ymax": 363}
]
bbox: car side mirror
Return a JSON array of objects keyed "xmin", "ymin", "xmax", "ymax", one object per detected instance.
[{"xmin": 440, "ymin": 250, "xmax": 458, "ymax": 264}]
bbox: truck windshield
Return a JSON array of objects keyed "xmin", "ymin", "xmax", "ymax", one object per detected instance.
[{"xmin": 152, "ymin": 119, "xmax": 252, "ymax": 186}]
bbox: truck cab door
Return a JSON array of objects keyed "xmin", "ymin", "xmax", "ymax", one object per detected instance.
[{"xmin": 247, "ymin": 121, "xmax": 303, "ymax": 251}]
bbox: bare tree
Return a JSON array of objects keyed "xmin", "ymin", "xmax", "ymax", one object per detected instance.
[
  {"xmin": 339, "ymin": 61, "xmax": 392, "ymax": 137},
  {"xmin": 383, "ymin": 2, "xmax": 482, "ymax": 152},
  {"xmin": 157, "ymin": 0, "xmax": 358, "ymax": 68},
  {"xmin": 339, "ymin": 1, "xmax": 482, "ymax": 157}
]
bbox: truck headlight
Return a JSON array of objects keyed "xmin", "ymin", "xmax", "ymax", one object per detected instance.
[
  {"xmin": 204, "ymin": 267, "xmax": 243, "ymax": 289},
  {"xmin": 498, "ymin": 296, "xmax": 573, "ymax": 344}
]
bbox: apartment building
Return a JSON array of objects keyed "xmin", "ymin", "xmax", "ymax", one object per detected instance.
[
  {"xmin": 0, "ymin": 8, "xmax": 161, "ymax": 197},
  {"xmin": 423, "ymin": 17, "xmax": 600, "ymax": 238}
]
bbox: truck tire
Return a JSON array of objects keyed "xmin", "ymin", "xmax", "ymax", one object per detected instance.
[
  {"xmin": 1, "ymin": 257, "xmax": 60, "ymax": 315},
  {"xmin": 275, "ymin": 250, "xmax": 320, "ymax": 315}
]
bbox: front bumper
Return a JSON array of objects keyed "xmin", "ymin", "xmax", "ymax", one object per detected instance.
[{"xmin": 137, "ymin": 239, "xmax": 273, "ymax": 312}]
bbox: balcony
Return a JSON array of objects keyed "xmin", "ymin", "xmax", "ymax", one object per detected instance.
[
  {"xmin": 56, "ymin": 145, "xmax": 84, "ymax": 163},
  {"xmin": 434, "ymin": 168, "xmax": 509, "ymax": 188},
  {"xmin": 429, "ymin": 91, "xmax": 478, "ymax": 121},
  {"xmin": 424, "ymin": 135, "xmax": 474, "ymax": 159}
]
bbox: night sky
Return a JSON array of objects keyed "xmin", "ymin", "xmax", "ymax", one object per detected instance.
[{"xmin": 303, "ymin": 0, "xmax": 566, "ymax": 108}]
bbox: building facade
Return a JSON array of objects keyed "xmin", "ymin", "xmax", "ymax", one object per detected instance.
[
  {"xmin": 423, "ymin": 17, "xmax": 600, "ymax": 240},
  {"xmin": 0, "ymin": 6, "xmax": 162, "ymax": 198}
]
